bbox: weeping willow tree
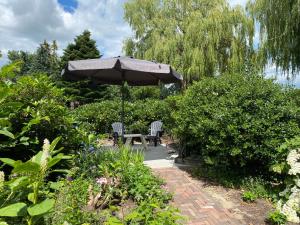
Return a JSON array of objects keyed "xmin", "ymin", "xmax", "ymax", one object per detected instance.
[
  {"xmin": 123, "ymin": 0, "xmax": 256, "ymax": 84},
  {"xmin": 248, "ymin": 0, "xmax": 300, "ymax": 74}
]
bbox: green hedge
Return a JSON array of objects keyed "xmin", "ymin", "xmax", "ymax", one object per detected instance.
[
  {"xmin": 72, "ymin": 98, "xmax": 174, "ymax": 135},
  {"xmin": 0, "ymin": 74, "xmax": 77, "ymax": 161},
  {"xmin": 173, "ymin": 73, "xmax": 300, "ymax": 171}
]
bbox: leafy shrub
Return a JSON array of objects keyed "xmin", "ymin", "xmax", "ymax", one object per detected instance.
[
  {"xmin": 0, "ymin": 72, "xmax": 76, "ymax": 161},
  {"xmin": 267, "ymin": 210, "xmax": 287, "ymax": 225},
  {"xmin": 271, "ymin": 137, "xmax": 300, "ymax": 223},
  {"xmin": 72, "ymin": 98, "xmax": 172, "ymax": 135},
  {"xmin": 0, "ymin": 137, "xmax": 72, "ymax": 225},
  {"xmin": 242, "ymin": 191, "xmax": 257, "ymax": 202},
  {"xmin": 50, "ymin": 147, "xmax": 182, "ymax": 224},
  {"xmin": 173, "ymin": 73, "xmax": 300, "ymax": 171}
]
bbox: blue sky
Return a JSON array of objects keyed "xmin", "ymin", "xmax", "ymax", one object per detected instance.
[
  {"xmin": 0, "ymin": 0, "xmax": 298, "ymax": 87},
  {"xmin": 58, "ymin": 0, "xmax": 78, "ymax": 13}
]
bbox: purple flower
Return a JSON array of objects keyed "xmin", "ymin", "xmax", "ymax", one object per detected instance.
[
  {"xmin": 96, "ymin": 177, "xmax": 108, "ymax": 186},
  {"xmin": 66, "ymin": 176, "xmax": 73, "ymax": 181}
]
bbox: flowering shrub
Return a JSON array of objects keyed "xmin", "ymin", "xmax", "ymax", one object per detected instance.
[
  {"xmin": 49, "ymin": 147, "xmax": 182, "ymax": 224},
  {"xmin": 273, "ymin": 137, "xmax": 300, "ymax": 223}
]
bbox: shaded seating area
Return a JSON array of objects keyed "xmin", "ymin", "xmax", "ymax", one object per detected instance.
[{"xmin": 111, "ymin": 120, "xmax": 164, "ymax": 149}]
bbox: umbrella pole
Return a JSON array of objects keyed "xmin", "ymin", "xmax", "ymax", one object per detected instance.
[{"xmin": 121, "ymin": 80, "xmax": 125, "ymax": 143}]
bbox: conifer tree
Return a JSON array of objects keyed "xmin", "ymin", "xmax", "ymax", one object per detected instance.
[
  {"xmin": 59, "ymin": 30, "xmax": 109, "ymax": 104},
  {"xmin": 61, "ymin": 30, "xmax": 100, "ymax": 68},
  {"xmin": 33, "ymin": 40, "xmax": 60, "ymax": 77}
]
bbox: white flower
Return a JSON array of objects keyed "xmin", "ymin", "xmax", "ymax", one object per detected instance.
[
  {"xmin": 295, "ymin": 178, "xmax": 300, "ymax": 188},
  {"xmin": 41, "ymin": 139, "xmax": 50, "ymax": 170},
  {"xmin": 277, "ymin": 148, "xmax": 300, "ymax": 223},
  {"xmin": 0, "ymin": 171, "xmax": 4, "ymax": 191},
  {"xmin": 278, "ymin": 185, "xmax": 300, "ymax": 223},
  {"xmin": 287, "ymin": 149, "xmax": 300, "ymax": 175}
]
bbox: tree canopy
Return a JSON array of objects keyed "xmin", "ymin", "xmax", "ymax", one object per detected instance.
[
  {"xmin": 59, "ymin": 30, "xmax": 109, "ymax": 104},
  {"xmin": 124, "ymin": 0, "xmax": 256, "ymax": 84},
  {"xmin": 61, "ymin": 30, "xmax": 100, "ymax": 68},
  {"xmin": 248, "ymin": 0, "xmax": 300, "ymax": 74},
  {"xmin": 7, "ymin": 41, "xmax": 60, "ymax": 77}
]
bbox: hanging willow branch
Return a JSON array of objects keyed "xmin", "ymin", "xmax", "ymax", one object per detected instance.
[
  {"xmin": 123, "ymin": 0, "xmax": 256, "ymax": 84},
  {"xmin": 248, "ymin": 0, "xmax": 300, "ymax": 75}
]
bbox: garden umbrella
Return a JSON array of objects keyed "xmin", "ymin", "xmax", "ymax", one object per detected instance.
[{"xmin": 62, "ymin": 56, "xmax": 183, "ymax": 139}]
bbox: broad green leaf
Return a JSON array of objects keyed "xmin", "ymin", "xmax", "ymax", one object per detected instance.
[
  {"xmin": 0, "ymin": 203, "xmax": 27, "ymax": 217},
  {"xmin": 6, "ymin": 176, "xmax": 29, "ymax": 191},
  {"xmin": 27, "ymin": 198, "xmax": 55, "ymax": 216},
  {"xmin": 0, "ymin": 158, "xmax": 17, "ymax": 167},
  {"xmin": 13, "ymin": 161, "xmax": 40, "ymax": 174},
  {"xmin": 0, "ymin": 130, "xmax": 14, "ymax": 139},
  {"xmin": 47, "ymin": 157, "xmax": 62, "ymax": 169},
  {"xmin": 31, "ymin": 151, "xmax": 43, "ymax": 165},
  {"xmin": 49, "ymin": 137, "xmax": 61, "ymax": 153},
  {"xmin": 0, "ymin": 222, "xmax": 9, "ymax": 225},
  {"xmin": 50, "ymin": 169, "xmax": 70, "ymax": 174},
  {"xmin": 28, "ymin": 193, "xmax": 35, "ymax": 203}
]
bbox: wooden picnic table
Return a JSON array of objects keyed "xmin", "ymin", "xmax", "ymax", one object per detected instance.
[{"xmin": 124, "ymin": 134, "xmax": 148, "ymax": 150}]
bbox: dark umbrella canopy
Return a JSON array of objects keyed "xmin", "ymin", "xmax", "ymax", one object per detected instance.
[
  {"xmin": 61, "ymin": 56, "xmax": 182, "ymax": 141},
  {"xmin": 62, "ymin": 56, "xmax": 183, "ymax": 85}
]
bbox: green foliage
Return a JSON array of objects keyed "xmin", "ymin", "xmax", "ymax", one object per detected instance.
[
  {"xmin": 60, "ymin": 30, "xmax": 100, "ymax": 68},
  {"xmin": 59, "ymin": 30, "xmax": 111, "ymax": 104},
  {"xmin": 109, "ymin": 200, "xmax": 182, "ymax": 225},
  {"xmin": 248, "ymin": 0, "xmax": 300, "ymax": 73},
  {"xmin": 0, "ymin": 72, "xmax": 76, "ymax": 161},
  {"xmin": 72, "ymin": 98, "xmax": 173, "ymax": 135},
  {"xmin": 49, "ymin": 178, "xmax": 102, "ymax": 225},
  {"xmin": 173, "ymin": 73, "xmax": 300, "ymax": 171},
  {"xmin": 0, "ymin": 138, "xmax": 72, "ymax": 225},
  {"xmin": 267, "ymin": 210, "xmax": 287, "ymax": 225},
  {"xmin": 271, "ymin": 136, "xmax": 300, "ymax": 175},
  {"xmin": 50, "ymin": 147, "xmax": 182, "ymax": 224},
  {"xmin": 240, "ymin": 177, "xmax": 273, "ymax": 200},
  {"xmin": 242, "ymin": 191, "xmax": 257, "ymax": 202},
  {"xmin": 8, "ymin": 41, "xmax": 60, "ymax": 77},
  {"xmin": 124, "ymin": 0, "xmax": 256, "ymax": 84}
]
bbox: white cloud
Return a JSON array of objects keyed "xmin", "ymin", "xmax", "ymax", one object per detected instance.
[{"xmin": 0, "ymin": 0, "xmax": 132, "ymax": 66}]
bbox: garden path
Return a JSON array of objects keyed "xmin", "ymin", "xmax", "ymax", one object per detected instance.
[
  {"xmin": 138, "ymin": 143, "xmax": 244, "ymax": 224},
  {"xmin": 154, "ymin": 167, "xmax": 245, "ymax": 225}
]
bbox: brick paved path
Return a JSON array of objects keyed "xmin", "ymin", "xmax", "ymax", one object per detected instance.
[{"xmin": 154, "ymin": 167, "xmax": 245, "ymax": 225}]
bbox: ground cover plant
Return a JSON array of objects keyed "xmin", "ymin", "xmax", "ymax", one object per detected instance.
[{"xmin": 47, "ymin": 147, "xmax": 183, "ymax": 225}]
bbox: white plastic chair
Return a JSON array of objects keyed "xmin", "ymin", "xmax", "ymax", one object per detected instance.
[
  {"xmin": 112, "ymin": 122, "xmax": 125, "ymax": 145},
  {"xmin": 147, "ymin": 121, "xmax": 163, "ymax": 146}
]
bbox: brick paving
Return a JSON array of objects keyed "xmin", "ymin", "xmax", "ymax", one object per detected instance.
[{"xmin": 154, "ymin": 167, "xmax": 245, "ymax": 225}]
